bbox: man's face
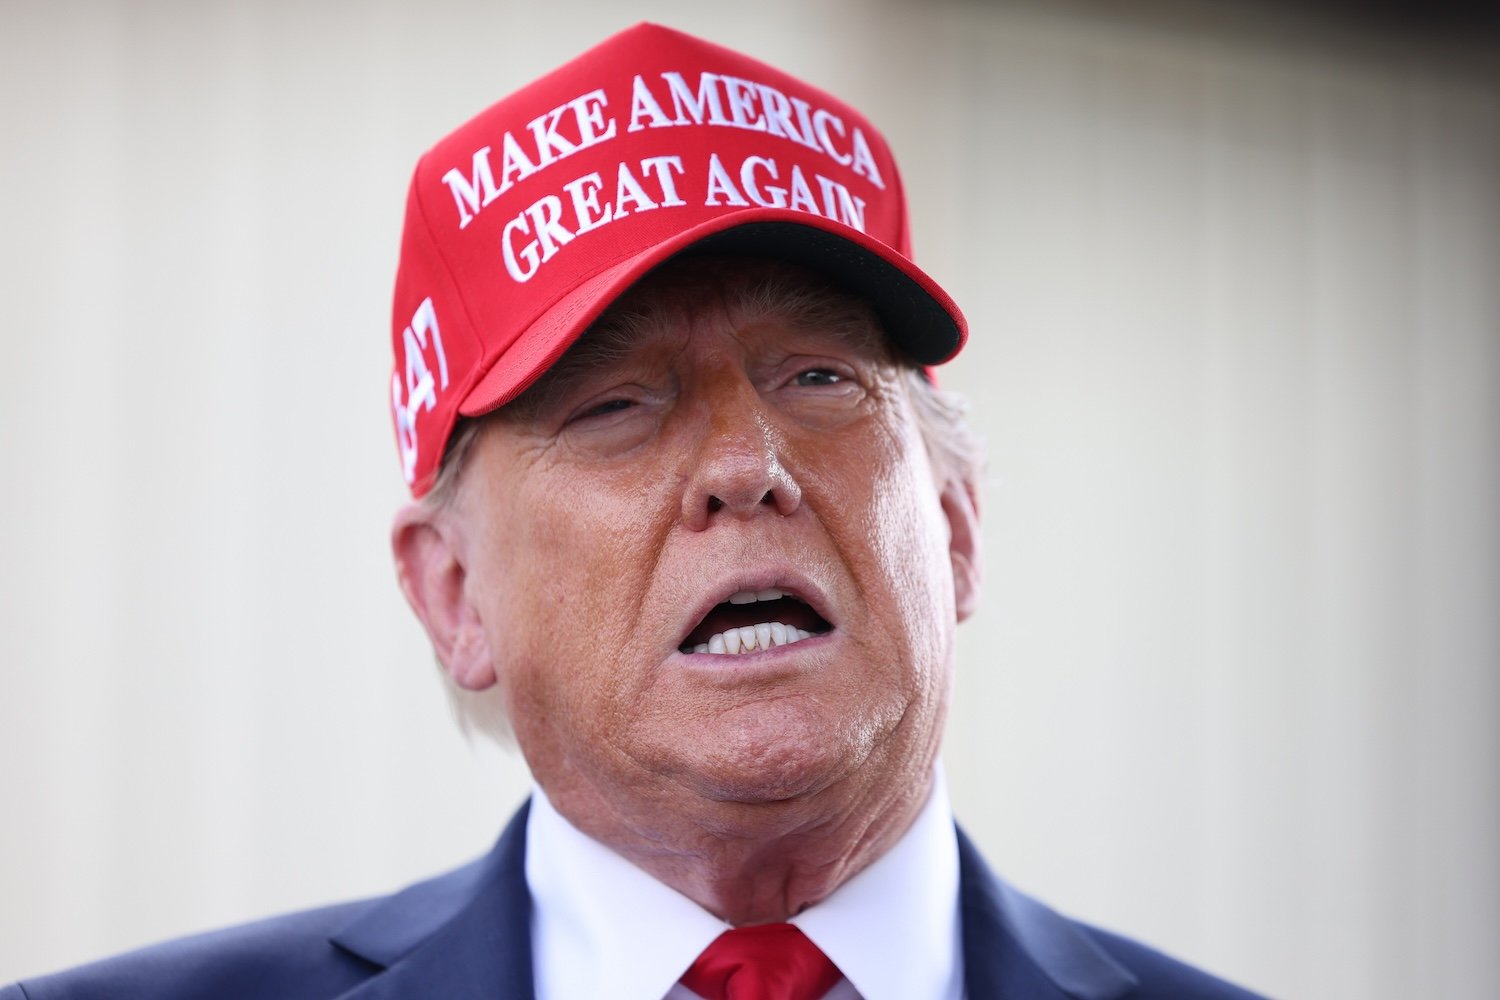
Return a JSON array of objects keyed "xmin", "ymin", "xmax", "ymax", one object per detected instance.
[{"xmin": 437, "ymin": 259, "xmax": 974, "ymax": 835}]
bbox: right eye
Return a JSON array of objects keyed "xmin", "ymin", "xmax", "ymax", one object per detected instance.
[{"xmin": 573, "ymin": 398, "xmax": 635, "ymax": 421}]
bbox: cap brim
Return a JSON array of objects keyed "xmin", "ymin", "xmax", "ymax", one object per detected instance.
[{"xmin": 458, "ymin": 209, "xmax": 967, "ymax": 417}]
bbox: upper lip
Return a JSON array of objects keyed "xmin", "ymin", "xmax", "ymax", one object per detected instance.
[{"xmin": 674, "ymin": 565, "xmax": 836, "ymax": 651}]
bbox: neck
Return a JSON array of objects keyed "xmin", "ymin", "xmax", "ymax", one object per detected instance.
[{"xmin": 545, "ymin": 766, "xmax": 936, "ymax": 926}]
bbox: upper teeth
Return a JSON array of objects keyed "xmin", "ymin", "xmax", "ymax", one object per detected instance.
[
  {"xmin": 728, "ymin": 589, "xmax": 786, "ymax": 604},
  {"xmin": 692, "ymin": 622, "xmax": 815, "ymax": 656}
]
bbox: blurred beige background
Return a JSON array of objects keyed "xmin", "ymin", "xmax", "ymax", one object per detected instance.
[{"xmin": 3, "ymin": 1, "xmax": 1498, "ymax": 997}]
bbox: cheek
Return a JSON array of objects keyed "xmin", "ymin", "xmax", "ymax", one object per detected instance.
[
  {"xmin": 870, "ymin": 461, "xmax": 954, "ymax": 663},
  {"xmin": 491, "ymin": 468, "xmax": 674, "ymax": 709},
  {"xmin": 832, "ymin": 416, "xmax": 955, "ymax": 671}
]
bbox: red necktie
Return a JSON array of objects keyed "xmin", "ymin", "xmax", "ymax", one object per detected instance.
[{"xmin": 681, "ymin": 923, "xmax": 842, "ymax": 1000}]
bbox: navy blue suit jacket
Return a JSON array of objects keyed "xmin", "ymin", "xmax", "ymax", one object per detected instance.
[{"xmin": 5, "ymin": 803, "xmax": 1264, "ymax": 999}]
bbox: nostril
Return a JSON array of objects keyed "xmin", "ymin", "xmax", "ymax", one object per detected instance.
[
  {"xmin": 760, "ymin": 491, "xmax": 775, "ymax": 505},
  {"xmin": 707, "ymin": 496, "xmax": 725, "ymax": 513}
]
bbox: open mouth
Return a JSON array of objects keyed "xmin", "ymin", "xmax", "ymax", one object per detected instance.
[{"xmin": 679, "ymin": 588, "xmax": 833, "ymax": 656}]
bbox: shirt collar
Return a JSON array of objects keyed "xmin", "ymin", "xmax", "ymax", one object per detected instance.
[
  {"xmin": 525, "ymin": 767, "xmax": 962, "ymax": 1000},
  {"xmin": 791, "ymin": 771, "xmax": 963, "ymax": 1000}
]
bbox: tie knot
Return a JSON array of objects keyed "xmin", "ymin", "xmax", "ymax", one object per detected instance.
[{"xmin": 681, "ymin": 923, "xmax": 842, "ymax": 1000}]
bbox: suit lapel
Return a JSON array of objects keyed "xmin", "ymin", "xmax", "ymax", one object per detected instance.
[
  {"xmin": 958, "ymin": 826, "xmax": 1138, "ymax": 1000},
  {"xmin": 329, "ymin": 802, "xmax": 536, "ymax": 1000}
]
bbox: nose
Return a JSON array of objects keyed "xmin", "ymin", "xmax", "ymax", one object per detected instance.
[{"xmin": 680, "ymin": 379, "xmax": 802, "ymax": 531}]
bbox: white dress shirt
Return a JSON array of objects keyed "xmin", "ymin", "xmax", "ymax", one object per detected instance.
[{"xmin": 526, "ymin": 769, "xmax": 964, "ymax": 1000}]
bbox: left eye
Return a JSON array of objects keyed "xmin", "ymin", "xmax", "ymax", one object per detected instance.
[{"xmin": 794, "ymin": 369, "xmax": 844, "ymax": 387}]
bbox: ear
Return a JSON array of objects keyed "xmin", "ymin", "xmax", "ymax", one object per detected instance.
[
  {"xmin": 390, "ymin": 502, "xmax": 497, "ymax": 690},
  {"xmin": 939, "ymin": 472, "xmax": 982, "ymax": 623}
]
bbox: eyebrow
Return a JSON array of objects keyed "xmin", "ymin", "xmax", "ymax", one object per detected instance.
[{"xmin": 501, "ymin": 310, "xmax": 653, "ymax": 421}]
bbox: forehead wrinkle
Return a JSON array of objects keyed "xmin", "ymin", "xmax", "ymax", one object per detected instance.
[{"xmin": 721, "ymin": 267, "xmax": 889, "ymax": 362}]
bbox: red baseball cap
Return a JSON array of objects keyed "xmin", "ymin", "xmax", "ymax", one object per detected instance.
[{"xmin": 390, "ymin": 21, "xmax": 967, "ymax": 496}]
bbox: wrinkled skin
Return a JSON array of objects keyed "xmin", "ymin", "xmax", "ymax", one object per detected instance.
[{"xmin": 393, "ymin": 259, "xmax": 979, "ymax": 924}]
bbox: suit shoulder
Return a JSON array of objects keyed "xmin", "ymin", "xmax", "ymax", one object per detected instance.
[
  {"xmin": 8, "ymin": 812, "xmax": 529, "ymax": 1000},
  {"xmin": 1080, "ymin": 924, "xmax": 1267, "ymax": 999},
  {"xmin": 10, "ymin": 899, "xmax": 379, "ymax": 1000}
]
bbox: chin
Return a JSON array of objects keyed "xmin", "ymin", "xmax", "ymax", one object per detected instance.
[{"xmin": 675, "ymin": 706, "xmax": 877, "ymax": 809}]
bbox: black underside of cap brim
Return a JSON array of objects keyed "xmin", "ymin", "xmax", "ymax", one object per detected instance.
[{"xmin": 672, "ymin": 222, "xmax": 962, "ymax": 366}]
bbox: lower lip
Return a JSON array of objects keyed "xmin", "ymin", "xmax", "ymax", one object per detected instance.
[{"xmin": 671, "ymin": 630, "xmax": 836, "ymax": 675}]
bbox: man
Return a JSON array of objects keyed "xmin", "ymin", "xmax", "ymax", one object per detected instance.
[{"xmin": 5, "ymin": 23, "xmax": 1262, "ymax": 1000}]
